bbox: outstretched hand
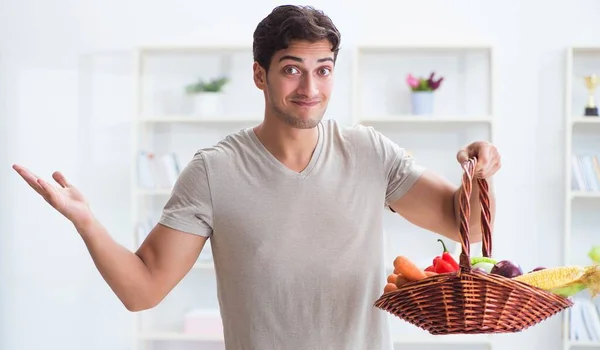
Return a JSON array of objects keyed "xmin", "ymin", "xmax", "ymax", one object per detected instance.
[
  {"xmin": 456, "ymin": 141, "xmax": 501, "ymax": 179},
  {"xmin": 12, "ymin": 164, "xmax": 94, "ymax": 230}
]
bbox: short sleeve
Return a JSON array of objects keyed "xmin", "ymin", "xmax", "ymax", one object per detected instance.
[
  {"xmin": 158, "ymin": 151, "xmax": 214, "ymax": 237},
  {"xmin": 369, "ymin": 128, "xmax": 426, "ymax": 206}
]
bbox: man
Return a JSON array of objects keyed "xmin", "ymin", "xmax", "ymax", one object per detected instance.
[{"xmin": 13, "ymin": 5, "xmax": 500, "ymax": 350}]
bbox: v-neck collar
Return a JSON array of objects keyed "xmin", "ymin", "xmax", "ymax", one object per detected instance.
[{"xmin": 246, "ymin": 122, "xmax": 325, "ymax": 179}]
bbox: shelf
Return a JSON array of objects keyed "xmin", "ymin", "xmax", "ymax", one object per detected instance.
[
  {"xmin": 130, "ymin": 42, "xmax": 497, "ymax": 350},
  {"xmin": 356, "ymin": 42, "xmax": 492, "ymax": 51},
  {"xmin": 137, "ymin": 188, "xmax": 172, "ymax": 196},
  {"xmin": 571, "ymin": 191, "xmax": 600, "ymax": 199},
  {"xmin": 137, "ymin": 331, "xmax": 490, "ymax": 345},
  {"xmin": 138, "ymin": 331, "xmax": 223, "ymax": 341},
  {"xmin": 137, "ymin": 45, "xmax": 251, "ymax": 54},
  {"xmin": 193, "ymin": 261, "xmax": 214, "ymax": 270},
  {"xmin": 392, "ymin": 334, "xmax": 491, "ymax": 345},
  {"xmin": 569, "ymin": 340, "xmax": 600, "ymax": 348},
  {"xmin": 358, "ymin": 115, "xmax": 492, "ymax": 124},
  {"xmin": 571, "ymin": 117, "xmax": 600, "ymax": 124},
  {"xmin": 565, "ymin": 47, "xmax": 600, "ymax": 350},
  {"xmin": 138, "ymin": 116, "xmax": 262, "ymax": 123}
]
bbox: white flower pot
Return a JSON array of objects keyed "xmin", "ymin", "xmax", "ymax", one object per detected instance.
[
  {"xmin": 411, "ymin": 91, "xmax": 434, "ymax": 115},
  {"xmin": 192, "ymin": 92, "xmax": 224, "ymax": 117}
]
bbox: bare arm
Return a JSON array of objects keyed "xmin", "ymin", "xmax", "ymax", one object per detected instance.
[
  {"xmin": 389, "ymin": 170, "xmax": 495, "ymax": 244},
  {"xmin": 77, "ymin": 218, "xmax": 207, "ymax": 311}
]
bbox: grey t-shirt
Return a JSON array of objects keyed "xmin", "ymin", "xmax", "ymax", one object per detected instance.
[{"xmin": 158, "ymin": 119, "xmax": 426, "ymax": 350}]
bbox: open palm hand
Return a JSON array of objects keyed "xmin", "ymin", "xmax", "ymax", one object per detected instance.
[{"xmin": 13, "ymin": 164, "xmax": 94, "ymax": 230}]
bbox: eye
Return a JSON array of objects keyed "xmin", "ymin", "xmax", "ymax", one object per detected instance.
[
  {"xmin": 319, "ymin": 67, "xmax": 332, "ymax": 76},
  {"xmin": 284, "ymin": 66, "xmax": 300, "ymax": 75}
]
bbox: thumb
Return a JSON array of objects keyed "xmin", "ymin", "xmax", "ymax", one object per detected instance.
[
  {"xmin": 456, "ymin": 149, "xmax": 469, "ymax": 164},
  {"xmin": 52, "ymin": 171, "xmax": 70, "ymax": 188}
]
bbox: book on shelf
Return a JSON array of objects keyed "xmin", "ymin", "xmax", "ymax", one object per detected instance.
[
  {"xmin": 570, "ymin": 298, "xmax": 600, "ymax": 343},
  {"xmin": 571, "ymin": 154, "xmax": 600, "ymax": 192},
  {"xmin": 137, "ymin": 151, "xmax": 181, "ymax": 189}
]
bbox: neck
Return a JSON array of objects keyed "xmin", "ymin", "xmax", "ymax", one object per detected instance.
[{"xmin": 253, "ymin": 115, "xmax": 320, "ymax": 172}]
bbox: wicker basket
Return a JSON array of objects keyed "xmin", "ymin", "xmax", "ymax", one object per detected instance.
[{"xmin": 374, "ymin": 158, "xmax": 573, "ymax": 335}]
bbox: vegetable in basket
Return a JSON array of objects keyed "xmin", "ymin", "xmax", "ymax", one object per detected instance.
[
  {"xmin": 385, "ymin": 255, "xmax": 440, "ymax": 293},
  {"xmin": 472, "ymin": 261, "xmax": 494, "ymax": 273},
  {"xmin": 490, "ymin": 260, "xmax": 523, "ymax": 278},
  {"xmin": 471, "ymin": 256, "xmax": 497, "ymax": 265},
  {"xmin": 513, "ymin": 265, "xmax": 600, "ymax": 297},
  {"xmin": 424, "ymin": 239, "xmax": 460, "ymax": 273},
  {"xmin": 589, "ymin": 246, "xmax": 600, "ymax": 264}
]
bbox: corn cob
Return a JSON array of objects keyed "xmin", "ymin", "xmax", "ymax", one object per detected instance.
[{"xmin": 513, "ymin": 265, "xmax": 600, "ymax": 298}]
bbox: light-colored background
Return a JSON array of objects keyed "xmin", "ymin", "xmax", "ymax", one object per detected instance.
[{"xmin": 1, "ymin": 1, "xmax": 600, "ymax": 350}]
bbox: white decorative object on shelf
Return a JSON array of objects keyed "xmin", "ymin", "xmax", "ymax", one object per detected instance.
[
  {"xmin": 185, "ymin": 76, "xmax": 229, "ymax": 118},
  {"xmin": 192, "ymin": 91, "xmax": 225, "ymax": 117},
  {"xmin": 410, "ymin": 91, "xmax": 434, "ymax": 115}
]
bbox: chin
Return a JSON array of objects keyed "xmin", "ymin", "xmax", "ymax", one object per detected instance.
[
  {"xmin": 272, "ymin": 104, "xmax": 326, "ymax": 129},
  {"xmin": 282, "ymin": 113, "xmax": 323, "ymax": 129}
]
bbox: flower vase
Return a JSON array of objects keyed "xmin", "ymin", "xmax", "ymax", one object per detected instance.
[
  {"xmin": 192, "ymin": 92, "xmax": 224, "ymax": 118},
  {"xmin": 411, "ymin": 91, "xmax": 434, "ymax": 115}
]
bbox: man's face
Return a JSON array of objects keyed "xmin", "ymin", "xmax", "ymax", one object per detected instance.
[{"xmin": 253, "ymin": 39, "xmax": 335, "ymax": 129}]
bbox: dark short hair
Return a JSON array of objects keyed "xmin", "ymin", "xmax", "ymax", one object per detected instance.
[{"xmin": 253, "ymin": 5, "xmax": 341, "ymax": 71}]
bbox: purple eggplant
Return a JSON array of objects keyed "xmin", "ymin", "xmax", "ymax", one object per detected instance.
[{"xmin": 490, "ymin": 260, "xmax": 523, "ymax": 278}]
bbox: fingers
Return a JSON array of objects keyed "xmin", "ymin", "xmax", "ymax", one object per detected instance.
[
  {"xmin": 456, "ymin": 142, "xmax": 501, "ymax": 178},
  {"xmin": 475, "ymin": 145, "xmax": 500, "ymax": 178},
  {"xmin": 13, "ymin": 165, "xmax": 66, "ymax": 205},
  {"xmin": 52, "ymin": 171, "xmax": 70, "ymax": 188},
  {"xmin": 475, "ymin": 143, "xmax": 491, "ymax": 165},
  {"xmin": 37, "ymin": 177, "xmax": 60, "ymax": 206},
  {"xmin": 12, "ymin": 164, "xmax": 44, "ymax": 195}
]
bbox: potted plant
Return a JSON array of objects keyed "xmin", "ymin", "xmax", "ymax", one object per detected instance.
[
  {"xmin": 406, "ymin": 72, "xmax": 444, "ymax": 115},
  {"xmin": 185, "ymin": 76, "xmax": 229, "ymax": 117}
]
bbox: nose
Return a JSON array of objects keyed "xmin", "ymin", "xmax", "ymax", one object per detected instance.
[{"xmin": 297, "ymin": 74, "xmax": 318, "ymax": 98}]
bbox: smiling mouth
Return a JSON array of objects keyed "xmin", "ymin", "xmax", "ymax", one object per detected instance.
[{"xmin": 292, "ymin": 100, "xmax": 320, "ymax": 107}]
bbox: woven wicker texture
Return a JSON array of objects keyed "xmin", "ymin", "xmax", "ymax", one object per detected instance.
[{"xmin": 374, "ymin": 158, "xmax": 573, "ymax": 334}]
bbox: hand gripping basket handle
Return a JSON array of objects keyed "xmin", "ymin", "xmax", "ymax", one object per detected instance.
[{"xmin": 458, "ymin": 158, "xmax": 492, "ymax": 273}]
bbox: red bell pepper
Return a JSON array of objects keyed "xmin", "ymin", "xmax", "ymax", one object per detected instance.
[
  {"xmin": 434, "ymin": 239, "xmax": 460, "ymax": 273},
  {"xmin": 424, "ymin": 265, "xmax": 436, "ymax": 272},
  {"xmin": 433, "ymin": 257, "xmax": 455, "ymax": 273}
]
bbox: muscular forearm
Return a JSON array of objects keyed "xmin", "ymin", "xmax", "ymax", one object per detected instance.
[
  {"xmin": 453, "ymin": 178, "xmax": 495, "ymax": 244},
  {"xmin": 75, "ymin": 218, "xmax": 155, "ymax": 311}
]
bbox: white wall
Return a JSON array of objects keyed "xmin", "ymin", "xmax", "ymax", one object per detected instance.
[{"xmin": 2, "ymin": 1, "xmax": 600, "ymax": 350}]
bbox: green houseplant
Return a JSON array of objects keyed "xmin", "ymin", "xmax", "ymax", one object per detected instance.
[{"xmin": 185, "ymin": 76, "xmax": 229, "ymax": 117}]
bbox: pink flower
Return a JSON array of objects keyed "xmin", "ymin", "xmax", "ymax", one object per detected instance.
[{"xmin": 406, "ymin": 74, "xmax": 419, "ymax": 88}]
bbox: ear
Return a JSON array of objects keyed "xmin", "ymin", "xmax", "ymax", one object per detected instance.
[{"xmin": 253, "ymin": 62, "xmax": 267, "ymax": 90}]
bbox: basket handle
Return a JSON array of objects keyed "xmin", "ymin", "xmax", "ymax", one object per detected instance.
[{"xmin": 458, "ymin": 158, "xmax": 493, "ymax": 272}]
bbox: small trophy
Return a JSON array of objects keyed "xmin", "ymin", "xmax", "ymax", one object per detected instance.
[{"xmin": 584, "ymin": 74, "xmax": 599, "ymax": 116}]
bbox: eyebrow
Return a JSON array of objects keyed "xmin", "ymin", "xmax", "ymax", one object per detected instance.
[{"xmin": 278, "ymin": 55, "xmax": 334, "ymax": 63}]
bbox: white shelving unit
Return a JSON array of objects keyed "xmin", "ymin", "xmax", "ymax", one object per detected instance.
[
  {"xmin": 128, "ymin": 43, "xmax": 497, "ymax": 350},
  {"xmin": 130, "ymin": 45, "xmax": 262, "ymax": 350},
  {"xmin": 563, "ymin": 47, "xmax": 600, "ymax": 350},
  {"xmin": 351, "ymin": 43, "xmax": 495, "ymax": 349}
]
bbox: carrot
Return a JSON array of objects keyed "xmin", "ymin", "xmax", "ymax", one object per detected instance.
[
  {"xmin": 394, "ymin": 256, "xmax": 428, "ymax": 281},
  {"xmin": 384, "ymin": 283, "xmax": 398, "ymax": 293},
  {"xmin": 395, "ymin": 275, "xmax": 409, "ymax": 288},
  {"xmin": 387, "ymin": 274, "xmax": 398, "ymax": 284},
  {"xmin": 424, "ymin": 271, "xmax": 438, "ymax": 277}
]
